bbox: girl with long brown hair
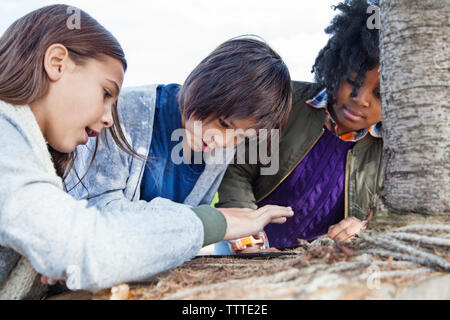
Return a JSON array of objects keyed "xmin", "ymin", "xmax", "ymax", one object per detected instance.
[{"xmin": 0, "ymin": 5, "xmax": 292, "ymax": 299}]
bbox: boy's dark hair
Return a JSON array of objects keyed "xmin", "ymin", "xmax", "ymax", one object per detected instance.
[
  {"xmin": 312, "ymin": 0, "xmax": 380, "ymax": 105},
  {"xmin": 178, "ymin": 37, "xmax": 292, "ymax": 132}
]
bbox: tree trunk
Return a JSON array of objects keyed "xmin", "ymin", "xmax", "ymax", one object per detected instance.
[{"xmin": 380, "ymin": 0, "xmax": 449, "ymax": 214}]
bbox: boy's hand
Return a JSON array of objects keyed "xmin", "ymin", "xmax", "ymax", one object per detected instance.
[{"xmin": 327, "ymin": 216, "xmax": 367, "ymax": 242}]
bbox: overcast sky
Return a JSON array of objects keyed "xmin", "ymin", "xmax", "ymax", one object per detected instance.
[{"xmin": 0, "ymin": 0, "xmax": 338, "ymax": 88}]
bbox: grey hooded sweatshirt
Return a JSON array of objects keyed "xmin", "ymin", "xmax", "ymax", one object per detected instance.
[{"xmin": 0, "ymin": 89, "xmax": 230, "ymax": 298}]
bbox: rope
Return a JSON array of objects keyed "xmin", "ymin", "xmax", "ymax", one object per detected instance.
[
  {"xmin": 389, "ymin": 232, "xmax": 450, "ymax": 247},
  {"xmin": 393, "ymin": 225, "xmax": 450, "ymax": 233},
  {"xmin": 359, "ymin": 224, "xmax": 450, "ymax": 272}
]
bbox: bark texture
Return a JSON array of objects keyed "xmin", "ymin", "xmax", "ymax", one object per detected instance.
[{"xmin": 380, "ymin": 0, "xmax": 450, "ymax": 214}]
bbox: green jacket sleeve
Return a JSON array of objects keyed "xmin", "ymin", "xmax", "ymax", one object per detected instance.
[
  {"xmin": 191, "ymin": 205, "xmax": 227, "ymax": 246},
  {"xmin": 216, "ymin": 161, "xmax": 260, "ymax": 210}
]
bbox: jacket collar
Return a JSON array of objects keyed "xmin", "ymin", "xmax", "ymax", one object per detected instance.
[{"xmin": 0, "ymin": 101, "xmax": 61, "ymax": 181}]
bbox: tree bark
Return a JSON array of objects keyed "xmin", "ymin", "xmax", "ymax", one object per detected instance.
[{"xmin": 380, "ymin": 0, "xmax": 450, "ymax": 214}]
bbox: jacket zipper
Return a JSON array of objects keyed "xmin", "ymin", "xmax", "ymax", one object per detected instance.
[
  {"xmin": 256, "ymin": 128, "xmax": 325, "ymax": 203},
  {"xmin": 344, "ymin": 149, "xmax": 352, "ymax": 219}
]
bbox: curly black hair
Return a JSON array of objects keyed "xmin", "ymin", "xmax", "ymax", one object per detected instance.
[{"xmin": 311, "ymin": 0, "xmax": 380, "ymax": 106}]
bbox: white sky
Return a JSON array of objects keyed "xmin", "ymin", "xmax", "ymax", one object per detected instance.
[{"xmin": 0, "ymin": 0, "xmax": 337, "ymax": 88}]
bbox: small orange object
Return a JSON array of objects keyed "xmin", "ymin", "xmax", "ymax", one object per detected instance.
[{"xmin": 229, "ymin": 232, "xmax": 269, "ymax": 253}]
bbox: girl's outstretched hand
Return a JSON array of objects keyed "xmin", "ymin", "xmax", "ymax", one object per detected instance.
[
  {"xmin": 327, "ymin": 216, "xmax": 368, "ymax": 242},
  {"xmin": 217, "ymin": 205, "xmax": 293, "ymax": 241}
]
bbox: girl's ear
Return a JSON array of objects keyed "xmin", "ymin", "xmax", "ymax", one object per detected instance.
[{"xmin": 43, "ymin": 44, "xmax": 71, "ymax": 81}]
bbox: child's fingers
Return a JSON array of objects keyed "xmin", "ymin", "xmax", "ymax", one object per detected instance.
[
  {"xmin": 259, "ymin": 205, "xmax": 294, "ymax": 220},
  {"xmin": 328, "ymin": 217, "xmax": 361, "ymax": 239},
  {"xmin": 338, "ymin": 216, "xmax": 360, "ymax": 229},
  {"xmin": 250, "ymin": 206, "xmax": 292, "ymax": 233},
  {"xmin": 333, "ymin": 221, "xmax": 365, "ymax": 242},
  {"xmin": 258, "ymin": 205, "xmax": 293, "ymax": 216},
  {"xmin": 271, "ymin": 217, "xmax": 287, "ymax": 224},
  {"xmin": 333, "ymin": 230, "xmax": 353, "ymax": 243},
  {"xmin": 265, "ymin": 210, "xmax": 292, "ymax": 227},
  {"xmin": 328, "ymin": 224, "xmax": 343, "ymax": 239},
  {"xmin": 253, "ymin": 206, "xmax": 292, "ymax": 227},
  {"xmin": 328, "ymin": 224, "xmax": 336, "ymax": 234},
  {"xmin": 222, "ymin": 206, "xmax": 293, "ymax": 241}
]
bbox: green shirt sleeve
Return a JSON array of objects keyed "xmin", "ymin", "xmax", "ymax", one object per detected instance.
[{"xmin": 190, "ymin": 205, "xmax": 227, "ymax": 246}]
